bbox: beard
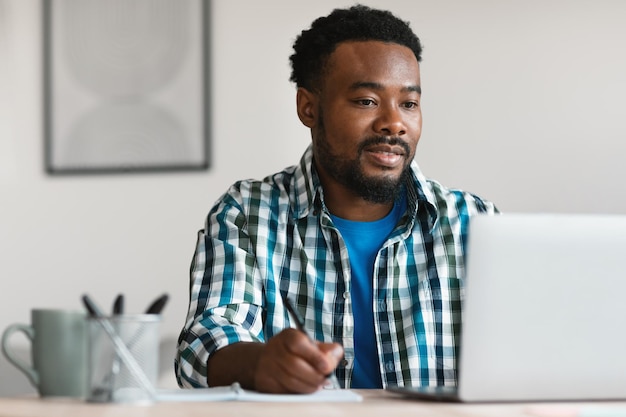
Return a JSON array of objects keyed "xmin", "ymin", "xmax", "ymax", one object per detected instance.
[{"xmin": 314, "ymin": 112, "xmax": 412, "ymax": 204}]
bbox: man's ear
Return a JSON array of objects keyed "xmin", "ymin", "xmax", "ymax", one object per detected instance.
[{"xmin": 296, "ymin": 87, "xmax": 318, "ymax": 128}]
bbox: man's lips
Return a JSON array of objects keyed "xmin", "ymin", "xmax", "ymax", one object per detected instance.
[
  {"xmin": 363, "ymin": 145, "xmax": 406, "ymax": 168},
  {"xmin": 364, "ymin": 144, "xmax": 405, "ymax": 156}
]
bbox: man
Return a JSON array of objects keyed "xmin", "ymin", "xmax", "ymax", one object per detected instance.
[{"xmin": 176, "ymin": 5, "xmax": 497, "ymax": 393}]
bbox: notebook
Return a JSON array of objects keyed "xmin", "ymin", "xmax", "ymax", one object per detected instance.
[
  {"xmin": 157, "ymin": 382, "xmax": 362, "ymax": 402},
  {"xmin": 388, "ymin": 213, "xmax": 626, "ymax": 402}
]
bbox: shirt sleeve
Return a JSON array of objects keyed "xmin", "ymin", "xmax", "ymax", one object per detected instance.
[
  {"xmin": 471, "ymin": 193, "xmax": 499, "ymax": 215},
  {"xmin": 175, "ymin": 191, "xmax": 266, "ymax": 388}
]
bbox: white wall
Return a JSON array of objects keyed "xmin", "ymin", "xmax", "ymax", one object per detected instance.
[{"xmin": 1, "ymin": 0, "xmax": 625, "ymax": 394}]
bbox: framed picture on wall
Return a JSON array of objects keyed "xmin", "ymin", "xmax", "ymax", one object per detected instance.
[{"xmin": 43, "ymin": 0, "xmax": 210, "ymax": 174}]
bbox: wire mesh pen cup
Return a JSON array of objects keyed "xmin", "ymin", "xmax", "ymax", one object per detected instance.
[{"xmin": 87, "ymin": 314, "xmax": 160, "ymax": 404}]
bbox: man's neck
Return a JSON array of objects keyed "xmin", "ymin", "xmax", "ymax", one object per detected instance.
[{"xmin": 321, "ymin": 182, "xmax": 394, "ymax": 222}]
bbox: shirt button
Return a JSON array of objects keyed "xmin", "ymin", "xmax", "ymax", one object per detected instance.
[
  {"xmin": 343, "ymin": 291, "xmax": 350, "ymax": 299},
  {"xmin": 377, "ymin": 300, "xmax": 386, "ymax": 310},
  {"xmin": 384, "ymin": 361, "xmax": 394, "ymax": 372},
  {"xmin": 340, "ymin": 359, "xmax": 349, "ymax": 367}
]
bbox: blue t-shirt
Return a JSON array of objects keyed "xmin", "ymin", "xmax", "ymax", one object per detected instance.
[{"xmin": 330, "ymin": 193, "xmax": 406, "ymax": 388}]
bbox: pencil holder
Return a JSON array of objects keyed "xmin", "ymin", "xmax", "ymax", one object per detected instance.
[{"xmin": 87, "ymin": 314, "xmax": 160, "ymax": 404}]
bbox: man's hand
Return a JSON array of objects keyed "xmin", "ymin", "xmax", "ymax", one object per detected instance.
[
  {"xmin": 207, "ymin": 329, "xmax": 343, "ymax": 394},
  {"xmin": 254, "ymin": 328, "xmax": 343, "ymax": 393}
]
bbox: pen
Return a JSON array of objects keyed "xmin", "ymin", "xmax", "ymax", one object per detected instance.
[{"xmin": 282, "ymin": 296, "xmax": 342, "ymax": 390}]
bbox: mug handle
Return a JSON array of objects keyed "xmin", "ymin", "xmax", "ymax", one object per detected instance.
[{"xmin": 1, "ymin": 323, "xmax": 39, "ymax": 387}]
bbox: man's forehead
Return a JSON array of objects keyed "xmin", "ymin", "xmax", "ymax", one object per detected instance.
[
  {"xmin": 349, "ymin": 81, "xmax": 422, "ymax": 95},
  {"xmin": 325, "ymin": 41, "xmax": 421, "ymax": 88}
]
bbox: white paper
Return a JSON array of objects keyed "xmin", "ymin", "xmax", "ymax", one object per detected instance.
[{"xmin": 157, "ymin": 383, "xmax": 363, "ymax": 403}]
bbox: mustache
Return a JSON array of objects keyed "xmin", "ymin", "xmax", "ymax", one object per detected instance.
[{"xmin": 357, "ymin": 136, "xmax": 411, "ymax": 156}]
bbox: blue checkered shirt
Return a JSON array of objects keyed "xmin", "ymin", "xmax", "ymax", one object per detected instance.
[{"xmin": 175, "ymin": 145, "xmax": 498, "ymax": 388}]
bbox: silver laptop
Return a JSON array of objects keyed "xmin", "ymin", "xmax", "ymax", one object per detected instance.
[{"xmin": 389, "ymin": 213, "xmax": 626, "ymax": 402}]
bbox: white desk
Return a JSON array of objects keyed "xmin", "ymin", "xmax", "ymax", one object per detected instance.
[{"xmin": 1, "ymin": 390, "xmax": 626, "ymax": 417}]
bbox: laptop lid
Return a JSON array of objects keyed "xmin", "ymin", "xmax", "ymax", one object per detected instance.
[
  {"xmin": 389, "ymin": 213, "xmax": 626, "ymax": 402},
  {"xmin": 457, "ymin": 213, "xmax": 626, "ymax": 402}
]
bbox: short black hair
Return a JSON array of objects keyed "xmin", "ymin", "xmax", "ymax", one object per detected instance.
[{"xmin": 289, "ymin": 4, "xmax": 423, "ymax": 91}]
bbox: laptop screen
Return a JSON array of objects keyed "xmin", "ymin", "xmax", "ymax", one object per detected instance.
[{"xmin": 457, "ymin": 213, "xmax": 626, "ymax": 401}]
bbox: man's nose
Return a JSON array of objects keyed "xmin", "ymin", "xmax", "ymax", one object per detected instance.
[{"xmin": 373, "ymin": 105, "xmax": 407, "ymax": 136}]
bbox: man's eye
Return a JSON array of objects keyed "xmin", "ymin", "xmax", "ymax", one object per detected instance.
[
  {"xmin": 403, "ymin": 101, "xmax": 419, "ymax": 109},
  {"xmin": 357, "ymin": 99, "xmax": 375, "ymax": 106}
]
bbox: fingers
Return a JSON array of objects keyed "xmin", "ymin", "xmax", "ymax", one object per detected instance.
[
  {"xmin": 317, "ymin": 342, "xmax": 344, "ymax": 371},
  {"xmin": 254, "ymin": 329, "xmax": 342, "ymax": 393}
]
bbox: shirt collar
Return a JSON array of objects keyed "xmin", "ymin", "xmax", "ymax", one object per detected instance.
[
  {"xmin": 291, "ymin": 144, "xmax": 438, "ymax": 229},
  {"xmin": 291, "ymin": 145, "xmax": 323, "ymax": 219}
]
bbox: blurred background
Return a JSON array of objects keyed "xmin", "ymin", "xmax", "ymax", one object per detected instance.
[{"xmin": 1, "ymin": 0, "xmax": 625, "ymax": 395}]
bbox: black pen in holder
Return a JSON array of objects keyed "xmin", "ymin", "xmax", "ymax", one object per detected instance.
[{"xmin": 82, "ymin": 295, "xmax": 160, "ymax": 404}]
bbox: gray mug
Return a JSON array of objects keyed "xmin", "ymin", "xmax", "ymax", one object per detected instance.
[{"xmin": 1, "ymin": 309, "xmax": 88, "ymax": 397}]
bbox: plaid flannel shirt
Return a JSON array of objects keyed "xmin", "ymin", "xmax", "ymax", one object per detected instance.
[{"xmin": 175, "ymin": 144, "xmax": 498, "ymax": 388}]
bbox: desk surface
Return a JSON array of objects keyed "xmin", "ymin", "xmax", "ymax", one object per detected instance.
[{"xmin": 1, "ymin": 390, "xmax": 626, "ymax": 417}]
